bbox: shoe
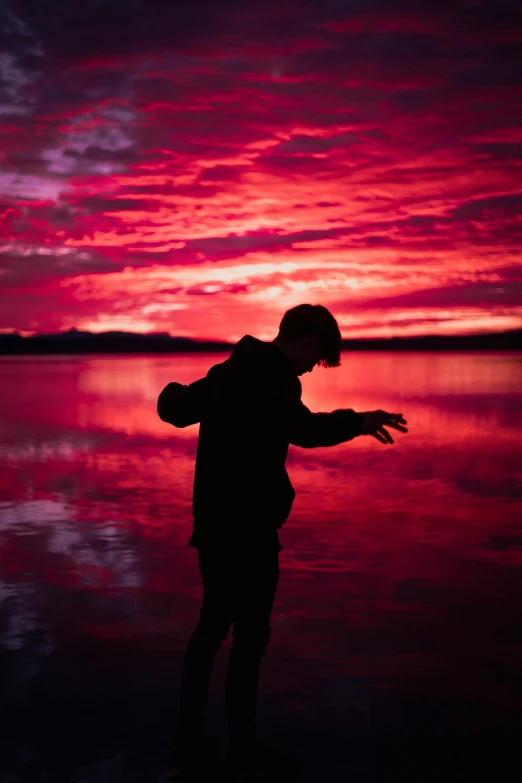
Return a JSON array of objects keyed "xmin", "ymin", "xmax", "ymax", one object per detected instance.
[
  {"xmin": 167, "ymin": 732, "xmax": 220, "ymax": 775},
  {"xmin": 223, "ymin": 738, "xmax": 302, "ymax": 781}
]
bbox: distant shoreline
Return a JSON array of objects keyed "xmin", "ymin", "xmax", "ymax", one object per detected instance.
[{"xmin": 0, "ymin": 329, "xmax": 520, "ymax": 353}]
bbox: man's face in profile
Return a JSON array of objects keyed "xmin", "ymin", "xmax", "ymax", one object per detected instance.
[{"xmin": 295, "ymin": 334, "xmax": 324, "ymax": 376}]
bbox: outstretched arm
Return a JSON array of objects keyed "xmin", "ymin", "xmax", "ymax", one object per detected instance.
[
  {"xmin": 288, "ymin": 399, "xmax": 367, "ymax": 448},
  {"xmin": 288, "ymin": 402, "xmax": 408, "ymax": 448},
  {"xmin": 157, "ymin": 377, "xmax": 210, "ymax": 427}
]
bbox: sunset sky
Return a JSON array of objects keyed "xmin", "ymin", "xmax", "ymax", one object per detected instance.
[{"xmin": 1, "ymin": 0, "xmax": 521, "ymax": 341}]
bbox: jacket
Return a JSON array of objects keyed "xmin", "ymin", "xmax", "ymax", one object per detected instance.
[{"xmin": 157, "ymin": 334, "xmax": 367, "ymax": 552}]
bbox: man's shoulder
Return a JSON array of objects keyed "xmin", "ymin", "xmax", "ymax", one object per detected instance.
[{"xmin": 207, "ymin": 345, "xmax": 299, "ymax": 397}]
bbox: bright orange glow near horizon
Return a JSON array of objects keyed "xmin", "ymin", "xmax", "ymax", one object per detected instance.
[{"xmin": 0, "ymin": 3, "xmax": 521, "ymax": 341}]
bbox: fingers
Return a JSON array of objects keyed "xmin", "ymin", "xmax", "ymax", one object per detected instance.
[
  {"xmin": 387, "ymin": 422, "xmax": 408, "ymax": 432},
  {"xmin": 380, "ymin": 411, "xmax": 408, "ymax": 431},
  {"xmin": 386, "ymin": 412, "xmax": 407, "ymax": 424},
  {"xmin": 370, "ymin": 426, "xmax": 395, "ymax": 444},
  {"xmin": 367, "ymin": 411, "xmax": 409, "ymax": 443},
  {"xmin": 377, "ymin": 427, "xmax": 393, "ymax": 444},
  {"xmin": 370, "ymin": 430, "xmax": 390, "ymax": 444}
]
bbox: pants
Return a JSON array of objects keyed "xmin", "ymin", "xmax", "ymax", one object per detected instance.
[{"xmin": 177, "ymin": 544, "xmax": 280, "ymax": 752}]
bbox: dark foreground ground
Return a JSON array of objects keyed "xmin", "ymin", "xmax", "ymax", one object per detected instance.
[{"xmin": 1, "ymin": 635, "xmax": 520, "ymax": 783}]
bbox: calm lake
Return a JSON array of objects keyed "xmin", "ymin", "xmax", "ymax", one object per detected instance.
[{"xmin": 0, "ymin": 351, "xmax": 521, "ymax": 782}]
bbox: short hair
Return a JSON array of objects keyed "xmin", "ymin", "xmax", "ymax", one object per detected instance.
[{"xmin": 276, "ymin": 303, "xmax": 342, "ymax": 368}]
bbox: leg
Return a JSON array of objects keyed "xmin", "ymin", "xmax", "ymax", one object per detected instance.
[
  {"xmin": 176, "ymin": 547, "xmax": 234, "ymax": 748},
  {"xmin": 225, "ymin": 547, "xmax": 280, "ymax": 756}
]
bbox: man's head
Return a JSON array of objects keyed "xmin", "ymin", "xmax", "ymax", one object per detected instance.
[{"xmin": 272, "ymin": 303, "xmax": 342, "ymax": 376}]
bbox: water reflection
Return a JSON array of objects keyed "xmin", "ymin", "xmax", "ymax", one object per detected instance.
[{"xmin": 0, "ymin": 351, "xmax": 521, "ymax": 781}]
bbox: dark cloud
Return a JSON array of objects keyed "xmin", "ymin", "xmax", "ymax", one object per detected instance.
[
  {"xmin": 124, "ymin": 183, "xmax": 223, "ymax": 199},
  {"xmin": 0, "ymin": 248, "xmax": 121, "ymax": 288},
  {"xmin": 255, "ymin": 152, "xmax": 342, "ymax": 174},
  {"xmin": 10, "ymin": 0, "xmax": 248, "ymax": 61},
  {"xmin": 1, "ymin": 199, "xmax": 75, "ymax": 225},
  {"xmin": 186, "ymin": 286, "xmax": 218, "ymax": 295},
  {"xmin": 182, "ymin": 226, "xmax": 344, "ymax": 260},
  {"xmin": 475, "ymin": 143, "xmax": 522, "ymax": 160},
  {"xmin": 277, "ymin": 132, "xmax": 358, "ymax": 154},
  {"xmin": 198, "ymin": 165, "xmax": 244, "ymax": 182},
  {"xmin": 493, "ymin": 263, "xmax": 522, "ymax": 281},
  {"xmin": 63, "ymin": 145, "xmax": 134, "ymax": 162},
  {"xmin": 354, "ymin": 315, "xmax": 457, "ymax": 330},
  {"xmin": 351, "ymin": 281, "xmax": 522, "ymax": 310},
  {"xmin": 71, "ymin": 196, "xmax": 161, "ymax": 213},
  {"xmin": 156, "ymin": 287, "xmax": 184, "ymax": 295},
  {"xmin": 452, "ymin": 193, "xmax": 522, "ymax": 220}
]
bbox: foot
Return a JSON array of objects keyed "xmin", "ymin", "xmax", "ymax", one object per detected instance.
[
  {"xmin": 162, "ymin": 733, "xmax": 221, "ymax": 781},
  {"xmin": 223, "ymin": 738, "xmax": 302, "ymax": 781}
]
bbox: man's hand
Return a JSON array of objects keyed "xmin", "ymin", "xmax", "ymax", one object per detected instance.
[{"xmin": 361, "ymin": 410, "xmax": 408, "ymax": 444}]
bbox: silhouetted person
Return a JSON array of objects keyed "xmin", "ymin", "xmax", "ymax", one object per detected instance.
[{"xmin": 156, "ymin": 304, "xmax": 408, "ymax": 780}]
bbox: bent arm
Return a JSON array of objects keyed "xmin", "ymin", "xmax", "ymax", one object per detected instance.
[
  {"xmin": 288, "ymin": 399, "xmax": 367, "ymax": 447},
  {"xmin": 157, "ymin": 377, "xmax": 209, "ymax": 427}
]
